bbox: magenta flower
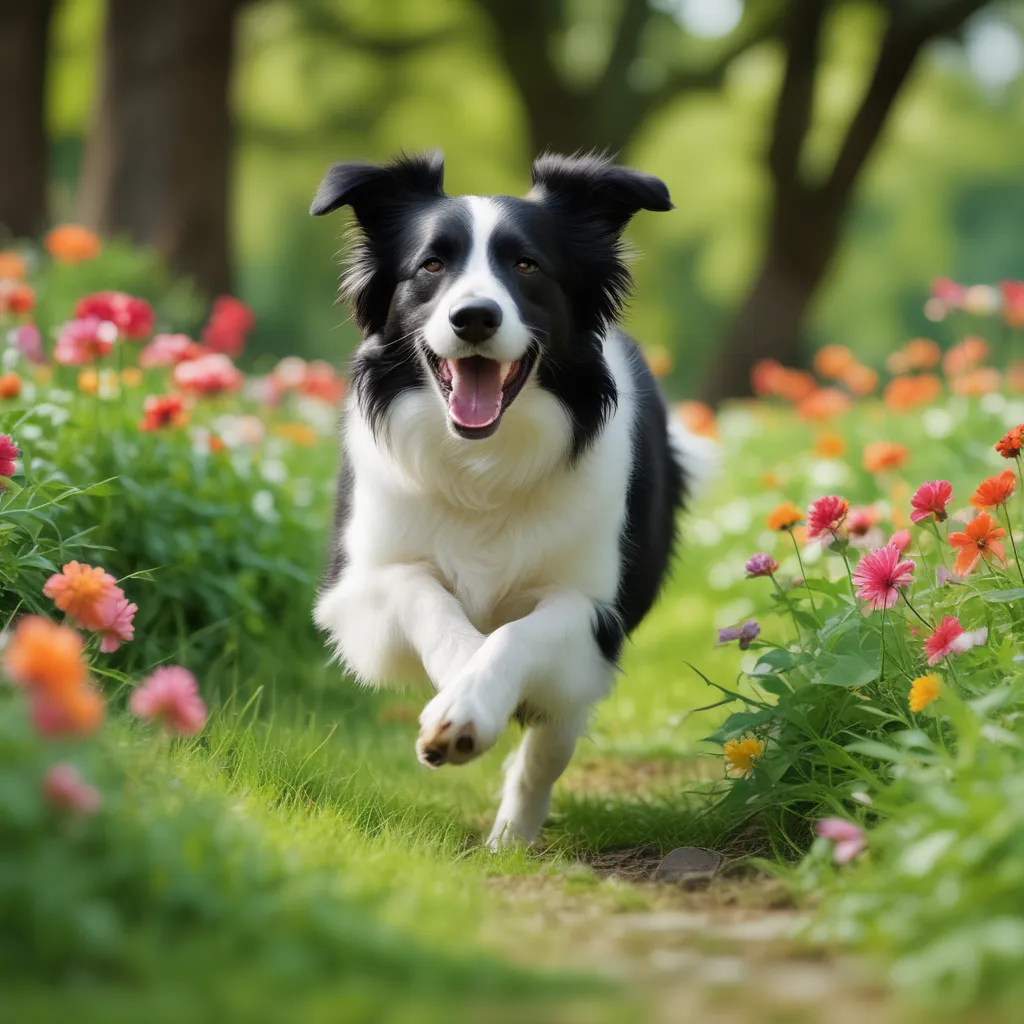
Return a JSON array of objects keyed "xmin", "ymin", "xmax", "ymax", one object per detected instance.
[
  {"xmin": 0, "ymin": 434, "xmax": 19, "ymax": 479},
  {"xmin": 98, "ymin": 597, "xmax": 138, "ymax": 653},
  {"xmin": 924, "ymin": 615, "xmax": 988, "ymax": 665},
  {"xmin": 43, "ymin": 763, "xmax": 102, "ymax": 815},
  {"xmin": 8, "ymin": 323, "xmax": 46, "ymax": 364},
  {"xmin": 815, "ymin": 818, "xmax": 866, "ymax": 864},
  {"xmin": 806, "ymin": 495, "xmax": 850, "ymax": 541},
  {"xmin": 130, "ymin": 666, "xmax": 207, "ymax": 735},
  {"xmin": 54, "ymin": 317, "xmax": 117, "ymax": 365},
  {"xmin": 745, "ymin": 553, "xmax": 780, "ymax": 578},
  {"xmin": 851, "ymin": 544, "xmax": 915, "ymax": 611},
  {"xmin": 910, "ymin": 480, "xmax": 953, "ymax": 525},
  {"xmin": 888, "ymin": 529, "xmax": 912, "ymax": 553},
  {"xmin": 717, "ymin": 620, "xmax": 760, "ymax": 650}
]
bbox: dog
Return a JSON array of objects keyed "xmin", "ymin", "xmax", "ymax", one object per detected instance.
[{"xmin": 312, "ymin": 151, "xmax": 693, "ymax": 848}]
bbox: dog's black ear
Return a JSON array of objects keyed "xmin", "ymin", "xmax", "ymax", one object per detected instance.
[
  {"xmin": 529, "ymin": 152, "xmax": 672, "ymax": 233},
  {"xmin": 311, "ymin": 150, "xmax": 445, "ymax": 223}
]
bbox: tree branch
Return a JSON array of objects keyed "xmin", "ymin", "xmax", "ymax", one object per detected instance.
[{"xmin": 767, "ymin": 0, "xmax": 826, "ymax": 189}]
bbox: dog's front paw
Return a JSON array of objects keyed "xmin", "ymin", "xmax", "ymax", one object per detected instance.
[{"xmin": 416, "ymin": 688, "xmax": 503, "ymax": 769}]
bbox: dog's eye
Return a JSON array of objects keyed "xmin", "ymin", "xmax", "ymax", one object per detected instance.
[
  {"xmin": 422, "ymin": 258, "xmax": 444, "ymax": 273},
  {"xmin": 515, "ymin": 258, "xmax": 538, "ymax": 275}
]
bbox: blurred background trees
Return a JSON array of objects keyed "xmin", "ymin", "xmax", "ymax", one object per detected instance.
[{"xmin": 2, "ymin": 0, "xmax": 1023, "ymax": 399}]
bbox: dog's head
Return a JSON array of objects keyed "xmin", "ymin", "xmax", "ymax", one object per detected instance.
[{"xmin": 312, "ymin": 151, "xmax": 671, "ymax": 443}]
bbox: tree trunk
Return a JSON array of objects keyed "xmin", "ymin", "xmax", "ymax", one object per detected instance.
[
  {"xmin": 0, "ymin": 0, "xmax": 55, "ymax": 239},
  {"xmin": 79, "ymin": 0, "xmax": 242, "ymax": 295}
]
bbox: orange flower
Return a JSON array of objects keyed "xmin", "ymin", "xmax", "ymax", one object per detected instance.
[
  {"xmin": 674, "ymin": 401, "xmax": 717, "ymax": 439},
  {"xmin": 4, "ymin": 616, "xmax": 87, "ymax": 695},
  {"xmin": 274, "ymin": 422, "xmax": 319, "ymax": 447},
  {"xmin": 863, "ymin": 442, "xmax": 909, "ymax": 474},
  {"xmin": 0, "ymin": 281, "xmax": 35, "ymax": 316},
  {"xmin": 949, "ymin": 512, "xmax": 1006, "ymax": 575},
  {"xmin": 970, "ymin": 469, "xmax": 1016, "ymax": 510},
  {"xmin": 753, "ymin": 360, "xmax": 816, "ymax": 403},
  {"xmin": 42, "ymin": 561, "xmax": 123, "ymax": 631},
  {"xmin": 950, "ymin": 368, "xmax": 1002, "ymax": 397},
  {"xmin": 813, "ymin": 345, "xmax": 856, "ymax": 380},
  {"xmin": 77, "ymin": 369, "xmax": 98, "ymax": 394},
  {"xmin": 31, "ymin": 684, "xmax": 105, "ymax": 737},
  {"xmin": 814, "ymin": 433, "xmax": 846, "ymax": 458},
  {"xmin": 942, "ymin": 336, "xmax": 989, "ymax": 377},
  {"xmin": 767, "ymin": 501, "xmax": 803, "ymax": 531},
  {"xmin": 798, "ymin": 388, "xmax": 852, "ymax": 420},
  {"xmin": 646, "ymin": 346, "xmax": 672, "ymax": 378},
  {"xmin": 903, "ymin": 338, "xmax": 941, "ymax": 370},
  {"xmin": 45, "ymin": 224, "xmax": 102, "ymax": 264},
  {"xmin": 883, "ymin": 374, "xmax": 942, "ymax": 412},
  {"xmin": 751, "ymin": 359, "xmax": 785, "ymax": 397},
  {"xmin": 842, "ymin": 364, "xmax": 879, "ymax": 397},
  {"xmin": 761, "ymin": 471, "xmax": 783, "ymax": 490},
  {"xmin": 995, "ymin": 425, "xmax": 1024, "ymax": 460},
  {"xmin": 1008, "ymin": 363, "xmax": 1024, "ymax": 394},
  {"xmin": 121, "ymin": 367, "xmax": 144, "ymax": 388},
  {"xmin": 0, "ymin": 251, "xmax": 26, "ymax": 280},
  {"xmin": 0, "ymin": 372, "xmax": 21, "ymax": 399}
]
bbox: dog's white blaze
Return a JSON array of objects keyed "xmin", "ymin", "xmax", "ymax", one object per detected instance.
[
  {"xmin": 422, "ymin": 196, "xmax": 533, "ymax": 364},
  {"xmin": 314, "ymin": 329, "xmax": 640, "ymax": 846}
]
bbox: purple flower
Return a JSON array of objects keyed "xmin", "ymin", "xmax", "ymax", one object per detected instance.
[
  {"xmin": 7, "ymin": 323, "xmax": 45, "ymax": 364},
  {"xmin": 745, "ymin": 553, "xmax": 780, "ymax": 578},
  {"xmin": 815, "ymin": 818, "xmax": 866, "ymax": 864},
  {"xmin": 717, "ymin": 620, "xmax": 760, "ymax": 650}
]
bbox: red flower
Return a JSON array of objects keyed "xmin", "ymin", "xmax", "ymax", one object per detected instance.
[
  {"xmin": 75, "ymin": 292, "xmax": 154, "ymax": 340},
  {"xmin": 140, "ymin": 394, "xmax": 189, "ymax": 431},
  {"xmin": 851, "ymin": 544, "xmax": 915, "ymax": 611},
  {"xmin": 0, "ymin": 434, "xmax": 20, "ymax": 478},
  {"xmin": 298, "ymin": 360, "xmax": 345, "ymax": 404},
  {"xmin": 201, "ymin": 296, "xmax": 255, "ymax": 358},
  {"xmin": 1001, "ymin": 281, "xmax": 1024, "ymax": 328},
  {"xmin": 806, "ymin": 495, "xmax": 850, "ymax": 541},
  {"xmin": 949, "ymin": 512, "xmax": 1006, "ymax": 575},
  {"xmin": 910, "ymin": 480, "xmax": 953, "ymax": 524},
  {"xmin": 173, "ymin": 353, "xmax": 243, "ymax": 395},
  {"xmin": 139, "ymin": 333, "xmax": 206, "ymax": 369},
  {"xmin": 130, "ymin": 666, "xmax": 208, "ymax": 735},
  {"xmin": 54, "ymin": 317, "xmax": 117, "ymax": 365},
  {"xmin": 995, "ymin": 425, "xmax": 1024, "ymax": 460},
  {"xmin": 888, "ymin": 529, "xmax": 911, "ymax": 553},
  {"xmin": 970, "ymin": 469, "xmax": 1016, "ymax": 510},
  {"xmin": 0, "ymin": 280, "xmax": 35, "ymax": 316},
  {"xmin": 924, "ymin": 616, "xmax": 988, "ymax": 665}
]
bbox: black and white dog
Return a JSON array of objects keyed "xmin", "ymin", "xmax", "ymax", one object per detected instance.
[{"xmin": 312, "ymin": 151, "xmax": 694, "ymax": 848}]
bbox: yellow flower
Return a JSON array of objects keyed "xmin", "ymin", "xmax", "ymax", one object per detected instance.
[
  {"xmin": 121, "ymin": 367, "xmax": 143, "ymax": 388},
  {"xmin": 909, "ymin": 674, "xmax": 941, "ymax": 713},
  {"xmin": 723, "ymin": 736, "xmax": 766, "ymax": 779}
]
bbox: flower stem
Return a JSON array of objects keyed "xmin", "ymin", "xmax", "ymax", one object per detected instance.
[
  {"xmin": 899, "ymin": 589, "xmax": 934, "ymax": 630},
  {"xmin": 929, "ymin": 519, "xmax": 949, "ymax": 569},
  {"xmin": 788, "ymin": 530, "xmax": 818, "ymax": 619},
  {"xmin": 834, "ymin": 533, "xmax": 857, "ymax": 600},
  {"xmin": 879, "ymin": 607, "xmax": 886, "ymax": 683},
  {"xmin": 999, "ymin": 503, "xmax": 1024, "ymax": 585},
  {"xmin": 772, "ymin": 574, "xmax": 804, "ymax": 643},
  {"xmin": 1016, "ymin": 454, "xmax": 1024, "ymax": 497}
]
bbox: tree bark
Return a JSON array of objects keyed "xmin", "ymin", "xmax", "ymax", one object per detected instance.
[
  {"xmin": 79, "ymin": 0, "xmax": 243, "ymax": 295},
  {"xmin": 0, "ymin": 0, "xmax": 56, "ymax": 239}
]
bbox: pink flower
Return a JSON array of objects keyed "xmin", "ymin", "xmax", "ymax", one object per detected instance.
[
  {"xmin": 43, "ymin": 763, "xmax": 102, "ymax": 815},
  {"xmin": 924, "ymin": 616, "xmax": 988, "ymax": 665},
  {"xmin": 130, "ymin": 666, "xmax": 207, "ymax": 735},
  {"xmin": 0, "ymin": 433, "xmax": 20, "ymax": 478},
  {"xmin": 910, "ymin": 480, "xmax": 953, "ymax": 525},
  {"xmin": 139, "ymin": 333, "xmax": 206, "ymax": 369},
  {"xmin": 98, "ymin": 597, "xmax": 137, "ymax": 653},
  {"xmin": 54, "ymin": 317, "xmax": 118, "ymax": 365},
  {"xmin": 201, "ymin": 296, "xmax": 255, "ymax": 358},
  {"xmin": 888, "ymin": 529, "xmax": 912, "ymax": 553},
  {"xmin": 851, "ymin": 544, "xmax": 915, "ymax": 611},
  {"xmin": 75, "ymin": 292, "xmax": 154, "ymax": 339},
  {"xmin": 173, "ymin": 353, "xmax": 243, "ymax": 395},
  {"xmin": 931, "ymin": 277, "xmax": 965, "ymax": 310},
  {"xmin": 815, "ymin": 818, "xmax": 866, "ymax": 864},
  {"xmin": 8, "ymin": 323, "xmax": 46, "ymax": 364},
  {"xmin": 806, "ymin": 495, "xmax": 850, "ymax": 541},
  {"xmin": 745, "ymin": 553, "xmax": 780, "ymax": 578},
  {"xmin": 1001, "ymin": 281, "xmax": 1024, "ymax": 328}
]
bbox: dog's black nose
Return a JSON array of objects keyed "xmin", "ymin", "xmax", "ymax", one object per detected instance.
[{"xmin": 449, "ymin": 299, "xmax": 502, "ymax": 344}]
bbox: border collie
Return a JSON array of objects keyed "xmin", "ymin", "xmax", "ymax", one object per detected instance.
[{"xmin": 312, "ymin": 151, "xmax": 690, "ymax": 848}]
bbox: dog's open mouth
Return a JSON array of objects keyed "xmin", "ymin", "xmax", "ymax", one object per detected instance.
[{"xmin": 429, "ymin": 353, "xmax": 533, "ymax": 439}]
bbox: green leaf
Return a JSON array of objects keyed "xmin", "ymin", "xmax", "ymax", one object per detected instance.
[{"xmin": 981, "ymin": 588, "xmax": 1024, "ymax": 604}]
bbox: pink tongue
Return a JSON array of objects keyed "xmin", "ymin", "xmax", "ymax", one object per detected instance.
[{"xmin": 448, "ymin": 356, "xmax": 503, "ymax": 429}]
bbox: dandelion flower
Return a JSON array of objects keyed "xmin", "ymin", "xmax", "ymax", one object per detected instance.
[
  {"xmin": 744, "ymin": 553, "xmax": 779, "ymax": 578},
  {"xmin": 863, "ymin": 442, "xmax": 909, "ymax": 474},
  {"xmin": 851, "ymin": 545, "xmax": 915, "ymax": 611},
  {"xmin": 924, "ymin": 616, "xmax": 988, "ymax": 665},
  {"xmin": 970, "ymin": 469, "xmax": 1016, "ymax": 510},
  {"xmin": 130, "ymin": 666, "xmax": 208, "ymax": 735},
  {"xmin": 43, "ymin": 561, "xmax": 123, "ymax": 632},
  {"xmin": 909, "ymin": 674, "xmax": 941, "ymax": 712},
  {"xmin": 949, "ymin": 512, "xmax": 1006, "ymax": 575},
  {"xmin": 995, "ymin": 425, "xmax": 1024, "ymax": 460},
  {"xmin": 815, "ymin": 818, "xmax": 866, "ymax": 864},
  {"xmin": 767, "ymin": 501, "xmax": 803, "ymax": 531},
  {"xmin": 910, "ymin": 480, "xmax": 953, "ymax": 524},
  {"xmin": 717, "ymin": 620, "xmax": 760, "ymax": 650},
  {"xmin": 806, "ymin": 495, "xmax": 850, "ymax": 541},
  {"xmin": 4, "ymin": 616, "xmax": 87, "ymax": 694},
  {"xmin": 723, "ymin": 736, "xmax": 765, "ymax": 779},
  {"xmin": 42, "ymin": 763, "xmax": 102, "ymax": 815}
]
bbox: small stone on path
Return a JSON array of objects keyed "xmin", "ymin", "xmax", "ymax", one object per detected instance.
[{"xmin": 652, "ymin": 846, "xmax": 723, "ymax": 888}]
